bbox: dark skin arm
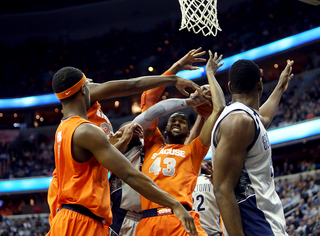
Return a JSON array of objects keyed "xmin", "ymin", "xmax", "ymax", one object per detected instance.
[
  {"xmin": 107, "ymin": 123, "xmax": 143, "ymax": 153},
  {"xmin": 88, "ymin": 75, "xmax": 202, "ymax": 103},
  {"xmin": 72, "ymin": 122, "xmax": 198, "ymax": 236},
  {"xmin": 184, "ymin": 115, "xmax": 206, "ymax": 145},
  {"xmin": 259, "ymin": 60, "xmax": 294, "ymax": 128},
  {"xmin": 199, "ymin": 51, "xmax": 225, "ymax": 147},
  {"xmin": 213, "ymin": 113, "xmax": 255, "ymax": 236}
]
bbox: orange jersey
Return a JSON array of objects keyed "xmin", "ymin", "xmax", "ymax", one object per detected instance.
[
  {"xmin": 140, "ymin": 128, "xmax": 209, "ymax": 210},
  {"xmin": 140, "ymin": 70, "xmax": 173, "ymax": 130},
  {"xmin": 48, "ymin": 102, "xmax": 113, "ymax": 224},
  {"xmin": 54, "ymin": 115, "xmax": 112, "ymax": 224},
  {"xmin": 87, "ymin": 101, "xmax": 113, "ymax": 135}
]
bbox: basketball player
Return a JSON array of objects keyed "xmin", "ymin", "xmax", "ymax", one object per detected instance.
[
  {"xmin": 108, "ymin": 47, "xmax": 208, "ymax": 236},
  {"xmin": 134, "ymin": 51, "xmax": 225, "ymax": 236},
  {"xmin": 47, "ymin": 47, "xmax": 206, "ymax": 226},
  {"xmin": 109, "ymin": 86, "xmax": 210, "ymax": 236},
  {"xmin": 193, "ymin": 161, "xmax": 223, "ymax": 236},
  {"xmin": 211, "ymin": 59, "xmax": 294, "ymax": 236},
  {"xmin": 47, "ymin": 67, "xmax": 202, "ymax": 236}
]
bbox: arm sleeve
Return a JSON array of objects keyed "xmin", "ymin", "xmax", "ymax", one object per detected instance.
[
  {"xmin": 133, "ymin": 99, "xmax": 187, "ymax": 131},
  {"xmin": 140, "ymin": 70, "xmax": 174, "ymax": 130}
]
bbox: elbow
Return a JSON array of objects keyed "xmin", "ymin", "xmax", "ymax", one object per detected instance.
[{"xmin": 213, "ymin": 183, "xmax": 232, "ymax": 202}]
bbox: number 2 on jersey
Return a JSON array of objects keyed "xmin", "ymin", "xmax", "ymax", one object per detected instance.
[{"xmin": 149, "ymin": 157, "xmax": 176, "ymax": 176}]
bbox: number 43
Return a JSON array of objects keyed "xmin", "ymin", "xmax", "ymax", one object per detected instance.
[{"xmin": 149, "ymin": 157, "xmax": 176, "ymax": 176}]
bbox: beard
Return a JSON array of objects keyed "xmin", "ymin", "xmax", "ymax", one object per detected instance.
[{"xmin": 166, "ymin": 129, "xmax": 187, "ymax": 140}]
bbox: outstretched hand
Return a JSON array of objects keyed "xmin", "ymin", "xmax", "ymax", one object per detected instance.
[
  {"xmin": 169, "ymin": 47, "xmax": 206, "ymax": 74},
  {"xmin": 172, "ymin": 203, "xmax": 199, "ymax": 236},
  {"xmin": 109, "ymin": 122, "xmax": 143, "ymax": 147},
  {"xmin": 175, "ymin": 77, "xmax": 203, "ymax": 97},
  {"xmin": 278, "ymin": 60, "xmax": 294, "ymax": 93},
  {"xmin": 189, "ymin": 84, "xmax": 212, "ymax": 106},
  {"xmin": 206, "ymin": 51, "xmax": 224, "ymax": 75}
]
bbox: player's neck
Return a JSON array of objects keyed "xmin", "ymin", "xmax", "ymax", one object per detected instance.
[
  {"xmin": 61, "ymin": 102, "xmax": 88, "ymax": 120},
  {"xmin": 232, "ymin": 93, "xmax": 259, "ymax": 111},
  {"xmin": 166, "ymin": 137, "xmax": 185, "ymax": 145}
]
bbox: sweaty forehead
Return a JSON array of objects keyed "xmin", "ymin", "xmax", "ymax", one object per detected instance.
[{"xmin": 169, "ymin": 113, "xmax": 187, "ymax": 121}]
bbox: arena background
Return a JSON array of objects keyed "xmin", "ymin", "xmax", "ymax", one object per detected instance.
[{"xmin": 0, "ymin": 0, "xmax": 320, "ymax": 235}]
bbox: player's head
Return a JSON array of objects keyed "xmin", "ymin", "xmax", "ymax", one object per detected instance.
[
  {"xmin": 228, "ymin": 59, "xmax": 262, "ymax": 95},
  {"xmin": 52, "ymin": 67, "xmax": 90, "ymax": 109},
  {"xmin": 165, "ymin": 112, "xmax": 190, "ymax": 144}
]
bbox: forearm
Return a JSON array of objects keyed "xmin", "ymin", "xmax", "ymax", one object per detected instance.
[
  {"xmin": 112, "ymin": 138, "xmax": 128, "ymax": 154},
  {"xmin": 259, "ymin": 84, "xmax": 284, "ymax": 128},
  {"xmin": 215, "ymin": 189, "xmax": 245, "ymax": 236},
  {"xmin": 101, "ymin": 145, "xmax": 180, "ymax": 209},
  {"xmin": 124, "ymin": 171, "xmax": 180, "ymax": 209},
  {"xmin": 185, "ymin": 115, "xmax": 206, "ymax": 145},
  {"xmin": 90, "ymin": 75, "xmax": 178, "ymax": 102},
  {"xmin": 133, "ymin": 99, "xmax": 187, "ymax": 130},
  {"xmin": 168, "ymin": 62, "xmax": 183, "ymax": 75},
  {"xmin": 132, "ymin": 75, "xmax": 178, "ymax": 93},
  {"xmin": 207, "ymin": 70, "xmax": 225, "ymax": 112}
]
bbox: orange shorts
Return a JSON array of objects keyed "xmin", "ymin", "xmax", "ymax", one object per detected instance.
[
  {"xmin": 46, "ymin": 208, "xmax": 108, "ymax": 236},
  {"xmin": 135, "ymin": 210, "xmax": 207, "ymax": 236}
]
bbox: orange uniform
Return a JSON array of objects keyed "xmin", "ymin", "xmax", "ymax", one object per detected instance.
[
  {"xmin": 48, "ymin": 101, "xmax": 113, "ymax": 226},
  {"xmin": 140, "ymin": 70, "xmax": 173, "ymax": 130},
  {"xmin": 47, "ymin": 115, "xmax": 111, "ymax": 236},
  {"xmin": 87, "ymin": 101, "xmax": 113, "ymax": 135},
  {"xmin": 136, "ymin": 128, "xmax": 209, "ymax": 236}
]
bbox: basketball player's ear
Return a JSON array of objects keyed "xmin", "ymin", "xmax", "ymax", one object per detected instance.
[
  {"xmin": 257, "ymin": 78, "xmax": 263, "ymax": 92},
  {"xmin": 228, "ymin": 81, "xmax": 233, "ymax": 93},
  {"xmin": 80, "ymin": 84, "xmax": 86, "ymax": 95}
]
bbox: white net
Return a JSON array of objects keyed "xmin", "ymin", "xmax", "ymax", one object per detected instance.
[{"xmin": 179, "ymin": 0, "xmax": 222, "ymax": 37}]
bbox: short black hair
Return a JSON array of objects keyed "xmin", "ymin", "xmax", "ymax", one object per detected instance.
[
  {"xmin": 229, "ymin": 59, "xmax": 261, "ymax": 93},
  {"xmin": 52, "ymin": 67, "xmax": 83, "ymax": 93}
]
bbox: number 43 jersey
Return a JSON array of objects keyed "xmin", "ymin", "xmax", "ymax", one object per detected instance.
[{"xmin": 141, "ymin": 128, "xmax": 209, "ymax": 210}]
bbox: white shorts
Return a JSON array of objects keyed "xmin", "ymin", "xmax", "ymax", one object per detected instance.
[{"xmin": 109, "ymin": 207, "xmax": 142, "ymax": 236}]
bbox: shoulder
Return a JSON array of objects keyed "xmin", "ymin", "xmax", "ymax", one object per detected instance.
[
  {"xmin": 73, "ymin": 122, "xmax": 106, "ymax": 140},
  {"xmin": 221, "ymin": 112, "xmax": 255, "ymax": 131},
  {"xmin": 219, "ymin": 112, "xmax": 256, "ymax": 144}
]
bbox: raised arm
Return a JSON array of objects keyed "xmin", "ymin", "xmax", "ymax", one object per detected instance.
[
  {"xmin": 259, "ymin": 60, "xmax": 294, "ymax": 128},
  {"xmin": 213, "ymin": 114, "xmax": 255, "ymax": 236},
  {"xmin": 133, "ymin": 96, "xmax": 208, "ymax": 139},
  {"xmin": 73, "ymin": 123, "xmax": 198, "ymax": 236},
  {"xmin": 199, "ymin": 51, "xmax": 225, "ymax": 147},
  {"xmin": 88, "ymin": 75, "xmax": 201, "ymax": 103},
  {"xmin": 184, "ymin": 115, "xmax": 206, "ymax": 145},
  {"xmin": 141, "ymin": 46, "xmax": 207, "ymax": 106},
  {"xmin": 141, "ymin": 47, "xmax": 207, "ymax": 131}
]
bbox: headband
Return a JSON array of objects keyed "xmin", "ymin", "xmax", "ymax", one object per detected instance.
[{"xmin": 55, "ymin": 74, "xmax": 87, "ymax": 100}]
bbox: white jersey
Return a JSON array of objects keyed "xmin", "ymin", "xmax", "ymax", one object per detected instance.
[
  {"xmin": 192, "ymin": 174, "xmax": 222, "ymax": 236},
  {"xmin": 110, "ymin": 144, "xmax": 144, "ymax": 213},
  {"xmin": 211, "ymin": 102, "xmax": 287, "ymax": 236}
]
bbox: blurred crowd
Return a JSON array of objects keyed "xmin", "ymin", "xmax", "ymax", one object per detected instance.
[
  {"xmin": 0, "ymin": 140, "xmax": 54, "ymax": 180},
  {"xmin": 0, "ymin": 214, "xmax": 49, "ymax": 236},
  {"xmin": 0, "ymin": 0, "xmax": 319, "ymax": 99},
  {"xmin": 276, "ymin": 171, "xmax": 320, "ymax": 235}
]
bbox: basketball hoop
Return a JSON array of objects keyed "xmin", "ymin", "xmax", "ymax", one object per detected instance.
[{"xmin": 178, "ymin": 0, "xmax": 222, "ymax": 37}]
